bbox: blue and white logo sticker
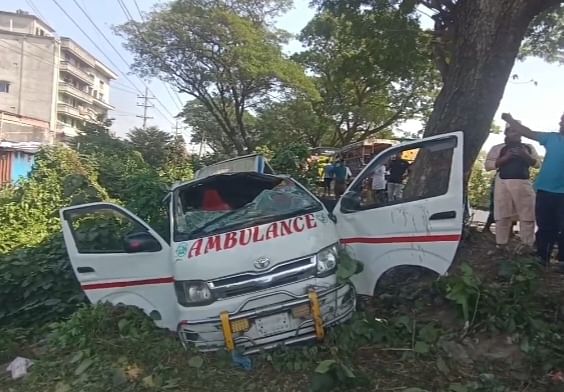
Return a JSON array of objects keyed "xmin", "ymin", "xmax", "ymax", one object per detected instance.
[
  {"xmin": 176, "ymin": 243, "xmax": 188, "ymax": 257},
  {"xmin": 315, "ymin": 212, "xmax": 328, "ymax": 224}
]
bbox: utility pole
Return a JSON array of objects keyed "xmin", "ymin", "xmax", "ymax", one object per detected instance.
[
  {"xmin": 198, "ymin": 129, "xmax": 206, "ymax": 158},
  {"xmin": 136, "ymin": 86, "xmax": 154, "ymax": 129},
  {"xmin": 173, "ymin": 120, "xmax": 180, "ymax": 136}
]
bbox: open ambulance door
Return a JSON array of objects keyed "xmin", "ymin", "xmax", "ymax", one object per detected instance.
[
  {"xmin": 60, "ymin": 202, "xmax": 177, "ymax": 330},
  {"xmin": 334, "ymin": 132, "xmax": 464, "ymax": 296}
]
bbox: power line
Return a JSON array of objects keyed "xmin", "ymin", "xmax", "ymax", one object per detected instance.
[
  {"xmin": 132, "ymin": 0, "xmax": 144, "ymax": 20},
  {"xmin": 50, "ymin": 0, "xmax": 175, "ymax": 127},
  {"xmin": 0, "ymin": 41, "xmax": 55, "ymax": 66},
  {"xmin": 0, "ymin": 41, "xmax": 142, "ymax": 122},
  {"xmin": 117, "ymin": 0, "xmax": 183, "ymax": 114},
  {"xmin": 117, "ymin": 0, "xmax": 135, "ymax": 21},
  {"xmin": 26, "ymin": 0, "xmax": 48, "ymax": 24},
  {"xmin": 112, "ymin": 85, "xmax": 138, "ymax": 95},
  {"xmin": 69, "ymin": 0, "xmax": 142, "ymax": 93},
  {"xmin": 164, "ymin": 84, "xmax": 183, "ymax": 112},
  {"xmin": 49, "ymin": 0, "xmax": 145, "ymax": 99}
]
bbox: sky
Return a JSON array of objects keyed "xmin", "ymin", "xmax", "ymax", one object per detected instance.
[{"xmin": 5, "ymin": 0, "xmax": 563, "ymax": 154}]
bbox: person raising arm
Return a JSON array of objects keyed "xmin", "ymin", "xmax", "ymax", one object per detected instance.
[{"xmin": 501, "ymin": 112, "xmax": 564, "ymax": 269}]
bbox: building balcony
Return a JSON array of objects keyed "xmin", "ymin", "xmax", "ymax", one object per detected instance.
[
  {"xmin": 56, "ymin": 121, "xmax": 80, "ymax": 138},
  {"xmin": 60, "ymin": 38, "xmax": 95, "ymax": 67},
  {"xmin": 59, "ymin": 61, "xmax": 94, "ymax": 85},
  {"xmin": 92, "ymin": 97, "xmax": 114, "ymax": 111},
  {"xmin": 58, "ymin": 82, "xmax": 93, "ymax": 104},
  {"xmin": 57, "ymin": 103, "xmax": 85, "ymax": 120}
]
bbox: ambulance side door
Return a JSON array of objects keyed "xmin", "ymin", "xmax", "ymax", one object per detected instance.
[
  {"xmin": 334, "ymin": 132, "xmax": 464, "ymax": 296},
  {"xmin": 60, "ymin": 202, "xmax": 177, "ymax": 330}
]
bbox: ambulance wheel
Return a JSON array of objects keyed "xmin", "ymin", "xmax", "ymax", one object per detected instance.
[{"xmin": 373, "ymin": 265, "xmax": 439, "ymax": 301}]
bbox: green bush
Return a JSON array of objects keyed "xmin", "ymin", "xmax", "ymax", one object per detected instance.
[{"xmin": 0, "ymin": 147, "xmax": 108, "ymax": 254}]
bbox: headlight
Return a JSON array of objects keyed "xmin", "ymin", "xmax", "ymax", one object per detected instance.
[
  {"xmin": 316, "ymin": 244, "xmax": 338, "ymax": 277},
  {"xmin": 175, "ymin": 280, "xmax": 214, "ymax": 306}
]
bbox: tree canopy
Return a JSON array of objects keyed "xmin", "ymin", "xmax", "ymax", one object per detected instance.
[
  {"xmin": 314, "ymin": 0, "xmax": 563, "ymax": 187},
  {"xmin": 295, "ymin": 8, "xmax": 438, "ymax": 145},
  {"xmin": 116, "ymin": 0, "xmax": 315, "ymax": 155}
]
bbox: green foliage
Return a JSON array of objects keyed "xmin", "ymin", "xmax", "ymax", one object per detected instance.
[
  {"xmin": 296, "ymin": 5, "xmax": 439, "ymax": 145},
  {"xmin": 269, "ymin": 142, "xmax": 319, "ymax": 188},
  {"xmin": 0, "ymin": 146, "xmax": 107, "ymax": 253},
  {"xmin": 468, "ymin": 158, "xmax": 494, "ymax": 210},
  {"xmin": 439, "ymin": 259, "xmax": 547, "ymax": 334},
  {"xmin": 255, "ymin": 98, "xmax": 333, "ymax": 148},
  {"xmin": 440, "ymin": 263, "xmax": 482, "ymax": 323},
  {"xmin": 0, "ymin": 120, "xmax": 194, "ymax": 329},
  {"xmin": 520, "ymin": 4, "xmax": 564, "ymax": 64},
  {"xmin": 181, "ymin": 99, "xmax": 260, "ymax": 156},
  {"xmin": 0, "ymin": 235, "xmax": 85, "ymax": 327},
  {"xmin": 51, "ymin": 304, "xmax": 160, "ymax": 350},
  {"xmin": 117, "ymin": 0, "xmax": 315, "ymax": 156},
  {"xmin": 6, "ymin": 304, "xmax": 254, "ymax": 391},
  {"xmin": 127, "ymin": 126, "xmax": 173, "ymax": 167}
]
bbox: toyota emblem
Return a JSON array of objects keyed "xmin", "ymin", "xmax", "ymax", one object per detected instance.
[{"xmin": 254, "ymin": 256, "xmax": 271, "ymax": 270}]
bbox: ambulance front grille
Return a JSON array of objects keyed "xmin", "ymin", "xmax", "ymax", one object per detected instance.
[{"xmin": 209, "ymin": 256, "xmax": 317, "ymax": 299}]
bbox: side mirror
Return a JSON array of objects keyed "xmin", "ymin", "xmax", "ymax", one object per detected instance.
[
  {"xmin": 124, "ymin": 232, "xmax": 162, "ymax": 253},
  {"xmin": 340, "ymin": 191, "xmax": 361, "ymax": 212}
]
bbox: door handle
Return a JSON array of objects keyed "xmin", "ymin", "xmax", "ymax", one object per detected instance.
[
  {"xmin": 430, "ymin": 211, "xmax": 456, "ymax": 220},
  {"xmin": 77, "ymin": 266, "xmax": 95, "ymax": 273}
]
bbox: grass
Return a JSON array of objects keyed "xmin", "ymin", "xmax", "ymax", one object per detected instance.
[{"xmin": 2, "ymin": 229, "xmax": 564, "ymax": 392}]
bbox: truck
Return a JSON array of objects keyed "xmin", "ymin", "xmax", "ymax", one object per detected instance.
[
  {"xmin": 338, "ymin": 137, "xmax": 416, "ymax": 177},
  {"xmin": 59, "ymin": 132, "xmax": 464, "ymax": 354}
]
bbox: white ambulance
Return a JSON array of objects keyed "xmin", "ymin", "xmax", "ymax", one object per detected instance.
[{"xmin": 60, "ymin": 132, "xmax": 464, "ymax": 354}]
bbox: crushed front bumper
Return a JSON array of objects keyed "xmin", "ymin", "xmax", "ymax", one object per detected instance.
[{"xmin": 177, "ymin": 283, "xmax": 355, "ymax": 354}]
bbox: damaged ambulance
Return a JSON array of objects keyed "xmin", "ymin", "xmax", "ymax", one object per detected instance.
[{"xmin": 60, "ymin": 132, "xmax": 464, "ymax": 354}]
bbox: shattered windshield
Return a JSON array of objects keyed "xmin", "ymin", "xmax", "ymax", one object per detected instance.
[{"xmin": 173, "ymin": 173, "xmax": 322, "ymax": 241}]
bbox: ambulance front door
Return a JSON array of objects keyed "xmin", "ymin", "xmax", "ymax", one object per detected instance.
[
  {"xmin": 60, "ymin": 202, "xmax": 177, "ymax": 330},
  {"xmin": 334, "ymin": 132, "xmax": 464, "ymax": 295}
]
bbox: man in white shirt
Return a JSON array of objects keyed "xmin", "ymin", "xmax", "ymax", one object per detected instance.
[
  {"xmin": 371, "ymin": 164, "xmax": 387, "ymax": 204},
  {"xmin": 484, "ymin": 127, "xmax": 540, "ymax": 249}
]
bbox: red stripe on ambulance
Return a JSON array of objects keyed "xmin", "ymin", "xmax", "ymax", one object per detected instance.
[
  {"xmin": 81, "ymin": 277, "xmax": 174, "ymax": 290},
  {"xmin": 340, "ymin": 234, "xmax": 461, "ymax": 245}
]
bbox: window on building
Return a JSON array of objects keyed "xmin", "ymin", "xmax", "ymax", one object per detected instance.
[{"xmin": 0, "ymin": 81, "xmax": 10, "ymax": 93}]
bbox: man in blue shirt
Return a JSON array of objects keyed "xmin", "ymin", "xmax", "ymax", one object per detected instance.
[
  {"xmin": 333, "ymin": 159, "xmax": 350, "ymax": 198},
  {"xmin": 502, "ymin": 112, "xmax": 564, "ymax": 266}
]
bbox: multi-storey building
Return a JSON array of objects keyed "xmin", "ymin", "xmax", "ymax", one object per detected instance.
[{"xmin": 0, "ymin": 10, "xmax": 117, "ymax": 144}]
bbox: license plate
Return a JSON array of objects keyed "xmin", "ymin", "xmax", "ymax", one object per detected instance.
[{"xmin": 255, "ymin": 313, "xmax": 291, "ymax": 336}]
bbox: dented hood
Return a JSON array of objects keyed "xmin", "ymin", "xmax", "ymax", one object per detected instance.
[{"xmin": 171, "ymin": 211, "xmax": 337, "ymax": 280}]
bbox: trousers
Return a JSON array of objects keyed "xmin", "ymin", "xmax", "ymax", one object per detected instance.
[
  {"xmin": 494, "ymin": 177, "xmax": 535, "ymax": 246},
  {"xmin": 536, "ymin": 190, "xmax": 564, "ymax": 263}
]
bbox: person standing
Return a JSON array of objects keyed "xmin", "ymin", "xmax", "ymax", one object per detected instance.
[
  {"xmin": 371, "ymin": 164, "xmax": 387, "ymax": 205},
  {"xmin": 483, "ymin": 175, "xmax": 496, "ymax": 233},
  {"xmin": 484, "ymin": 126, "xmax": 540, "ymax": 250},
  {"xmin": 386, "ymin": 153, "xmax": 410, "ymax": 202},
  {"xmin": 333, "ymin": 159, "xmax": 348, "ymax": 199},
  {"xmin": 502, "ymin": 112, "xmax": 564, "ymax": 266},
  {"xmin": 322, "ymin": 162, "xmax": 335, "ymax": 196}
]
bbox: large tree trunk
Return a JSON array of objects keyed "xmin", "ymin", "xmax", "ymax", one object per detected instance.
[{"xmin": 417, "ymin": 0, "xmax": 553, "ymax": 192}]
